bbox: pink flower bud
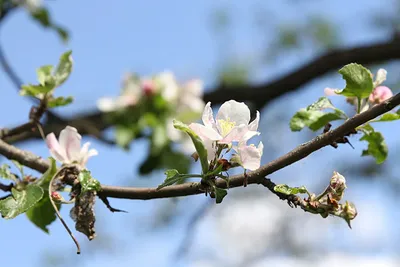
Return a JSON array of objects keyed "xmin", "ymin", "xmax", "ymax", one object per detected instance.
[
  {"xmin": 142, "ymin": 80, "xmax": 156, "ymax": 97},
  {"xmin": 369, "ymin": 86, "xmax": 393, "ymax": 104},
  {"xmin": 51, "ymin": 191, "xmax": 62, "ymax": 201}
]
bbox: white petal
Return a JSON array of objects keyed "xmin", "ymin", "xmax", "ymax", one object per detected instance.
[
  {"xmin": 248, "ymin": 111, "xmax": 260, "ymax": 131},
  {"xmin": 45, "ymin": 133, "xmax": 67, "ymax": 163},
  {"xmin": 203, "ymin": 139, "xmax": 217, "ymax": 161},
  {"xmin": 374, "ymin": 68, "xmax": 387, "ymax": 87},
  {"xmin": 159, "ymin": 71, "xmax": 179, "ymax": 102},
  {"xmin": 242, "ymin": 130, "xmax": 260, "ymax": 142},
  {"xmin": 180, "ymin": 95, "xmax": 205, "ymax": 114},
  {"xmin": 324, "ymin": 88, "xmax": 339, "ymax": 96},
  {"xmin": 184, "ymin": 79, "xmax": 203, "ymax": 97},
  {"xmin": 202, "ymin": 102, "xmax": 216, "ymax": 129},
  {"xmin": 238, "ymin": 143, "xmax": 263, "ymax": 171},
  {"xmin": 219, "ymin": 124, "xmax": 248, "ymax": 144},
  {"xmin": 166, "ymin": 121, "xmax": 182, "ymax": 141},
  {"xmin": 97, "ymin": 97, "xmax": 119, "ymax": 112},
  {"xmin": 189, "ymin": 123, "xmax": 222, "ymax": 141},
  {"xmin": 216, "ymin": 100, "xmax": 251, "ymax": 126},
  {"xmin": 59, "ymin": 126, "xmax": 82, "ymax": 162}
]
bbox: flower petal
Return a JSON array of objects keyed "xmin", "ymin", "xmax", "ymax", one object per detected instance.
[
  {"xmin": 242, "ymin": 130, "xmax": 260, "ymax": 142},
  {"xmin": 324, "ymin": 88, "xmax": 339, "ymax": 96},
  {"xmin": 248, "ymin": 111, "xmax": 260, "ymax": 131},
  {"xmin": 59, "ymin": 126, "xmax": 82, "ymax": 162},
  {"xmin": 374, "ymin": 68, "xmax": 387, "ymax": 87},
  {"xmin": 216, "ymin": 100, "xmax": 251, "ymax": 127},
  {"xmin": 97, "ymin": 97, "xmax": 119, "ymax": 112},
  {"xmin": 189, "ymin": 123, "xmax": 222, "ymax": 141},
  {"xmin": 79, "ymin": 142, "xmax": 98, "ymax": 167},
  {"xmin": 238, "ymin": 142, "xmax": 263, "ymax": 171},
  {"xmin": 45, "ymin": 133, "xmax": 67, "ymax": 163},
  {"xmin": 202, "ymin": 102, "xmax": 216, "ymax": 129},
  {"xmin": 184, "ymin": 79, "xmax": 203, "ymax": 97},
  {"xmin": 219, "ymin": 124, "xmax": 248, "ymax": 144}
]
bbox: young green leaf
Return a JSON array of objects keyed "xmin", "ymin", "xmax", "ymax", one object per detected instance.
[
  {"xmin": 214, "ymin": 187, "xmax": 228, "ymax": 204},
  {"xmin": 173, "ymin": 120, "xmax": 209, "ymax": 174},
  {"xmin": 336, "ymin": 63, "xmax": 374, "ymax": 99},
  {"xmin": 157, "ymin": 169, "xmax": 200, "ymax": 190},
  {"xmin": 290, "ymin": 97, "xmax": 347, "ymax": 132},
  {"xmin": 30, "ymin": 8, "xmax": 69, "ymax": 42},
  {"xmin": 20, "ymin": 84, "xmax": 53, "ymax": 97},
  {"xmin": 54, "ymin": 50, "xmax": 73, "ymax": 86},
  {"xmin": 371, "ymin": 110, "xmax": 400, "ymax": 123},
  {"xmin": 37, "ymin": 65, "xmax": 55, "ymax": 87},
  {"xmin": 36, "ymin": 158, "xmax": 57, "ymax": 189},
  {"xmin": 0, "ymin": 185, "xmax": 44, "ymax": 219},
  {"xmin": 274, "ymin": 184, "xmax": 308, "ymax": 195},
  {"xmin": 78, "ymin": 170, "xmax": 101, "ymax": 193},
  {"xmin": 47, "ymin": 96, "xmax": 74, "ymax": 108},
  {"xmin": 26, "ymin": 195, "xmax": 60, "ymax": 233},
  {"xmin": 0, "ymin": 164, "xmax": 18, "ymax": 182},
  {"xmin": 359, "ymin": 125, "xmax": 388, "ymax": 164}
]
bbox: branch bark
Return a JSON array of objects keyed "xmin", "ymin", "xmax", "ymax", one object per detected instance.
[
  {"xmin": 3, "ymin": 39, "xmax": 400, "ymax": 144},
  {"xmin": 1, "ymin": 93, "xmax": 399, "ymax": 200}
]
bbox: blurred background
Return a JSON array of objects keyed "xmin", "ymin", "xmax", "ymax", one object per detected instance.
[{"xmin": 1, "ymin": 0, "xmax": 400, "ymax": 266}]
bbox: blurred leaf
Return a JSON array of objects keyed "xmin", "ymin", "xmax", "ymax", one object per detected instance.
[
  {"xmin": 214, "ymin": 187, "xmax": 227, "ymax": 204},
  {"xmin": 336, "ymin": 63, "xmax": 373, "ymax": 99},
  {"xmin": 115, "ymin": 126, "xmax": 135, "ymax": 149},
  {"xmin": 37, "ymin": 65, "xmax": 55, "ymax": 86},
  {"xmin": 0, "ymin": 185, "xmax": 44, "ymax": 219},
  {"xmin": 20, "ymin": 84, "xmax": 53, "ymax": 97},
  {"xmin": 307, "ymin": 17, "xmax": 338, "ymax": 48},
  {"xmin": 151, "ymin": 125, "xmax": 168, "ymax": 155},
  {"xmin": 218, "ymin": 62, "xmax": 249, "ymax": 86},
  {"xmin": 78, "ymin": 170, "xmax": 101, "ymax": 193},
  {"xmin": 26, "ymin": 195, "xmax": 59, "ymax": 233},
  {"xmin": 290, "ymin": 97, "xmax": 347, "ymax": 131},
  {"xmin": 0, "ymin": 164, "xmax": 18, "ymax": 182},
  {"xmin": 274, "ymin": 184, "xmax": 308, "ymax": 195},
  {"xmin": 47, "ymin": 96, "xmax": 74, "ymax": 108},
  {"xmin": 278, "ymin": 25, "xmax": 299, "ymax": 48},
  {"xmin": 371, "ymin": 110, "xmax": 400, "ymax": 122},
  {"xmin": 359, "ymin": 124, "xmax": 388, "ymax": 164},
  {"xmin": 30, "ymin": 8, "xmax": 69, "ymax": 42},
  {"xmin": 173, "ymin": 120, "xmax": 209, "ymax": 174},
  {"xmin": 54, "ymin": 50, "xmax": 73, "ymax": 86}
]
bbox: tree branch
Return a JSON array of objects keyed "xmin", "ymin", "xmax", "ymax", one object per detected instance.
[
  {"xmin": 4, "ymin": 39, "xmax": 400, "ymax": 144},
  {"xmin": 1, "ymin": 93, "xmax": 399, "ymax": 200}
]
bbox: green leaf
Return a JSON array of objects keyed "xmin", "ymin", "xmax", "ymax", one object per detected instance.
[
  {"xmin": 359, "ymin": 125, "xmax": 388, "ymax": 164},
  {"xmin": 173, "ymin": 120, "xmax": 209, "ymax": 174},
  {"xmin": 36, "ymin": 158, "xmax": 57, "ymax": 189},
  {"xmin": 274, "ymin": 184, "xmax": 308, "ymax": 195},
  {"xmin": 115, "ymin": 126, "xmax": 135, "ymax": 149},
  {"xmin": 78, "ymin": 170, "xmax": 101, "ymax": 193},
  {"xmin": 336, "ymin": 63, "xmax": 374, "ymax": 99},
  {"xmin": 0, "ymin": 164, "xmax": 18, "ymax": 181},
  {"xmin": 47, "ymin": 96, "xmax": 74, "ymax": 108},
  {"xmin": 0, "ymin": 185, "xmax": 44, "ymax": 219},
  {"xmin": 37, "ymin": 65, "xmax": 55, "ymax": 86},
  {"xmin": 151, "ymin": 125, "xmax": 168, "ymax": 155},
  {"xmin": 26, "ymin": 195, "xmax": 60, "ymax": 233},
  {"xmin": 11, "ymin": 160, "xmax": 24, "ymax": 177},
  {"xmin": 30, "ymin": 8, "xmax": 69, "ymax": 42},
  {"xmin": 371, "ymin": 111, "xmax": 400, "ymax": 123},
  {"xmin": 157, "ymin": 169, "xmax": 199, "ymax": 190},
  {"xmin": 290, "ymin": 97, "xmax": 347, "ymax": 132},
  {"xmin": 20, "ymin": 84, "xmax": 53, "ymax": 97},
  {"xmin": 214, "ymin": 187, "xmax": 228, "ymax": 204},
  {"xmin": 54, "ymin": 50, "xmax": 73, "ymax": 86}
]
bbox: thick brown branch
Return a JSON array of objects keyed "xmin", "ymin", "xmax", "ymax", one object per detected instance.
[
  {"xmin": 1, "ymin": 93, "xmax": 399, "ymax": 200},
  {"xmin": 4, "ymin": 39, "xmax": 400, "ymax": 144}
]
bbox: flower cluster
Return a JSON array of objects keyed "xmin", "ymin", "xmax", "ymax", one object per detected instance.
[
  {"xmin": 46, "ymin": 126, "xmax": 98, "ymax": 168},
  {"xmin": 324, "ymin": 68, "xmax": 393, "ymax": 111},
  {"xmin": 189, "ymin": 100, "xmax": 263, "ymax": 171},
  {"xmin": 97, "ymin": 71, "xmax": 204, "ymax": 114}
]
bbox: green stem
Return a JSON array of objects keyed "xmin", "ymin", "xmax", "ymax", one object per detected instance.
[{"xmin": 49, "ymin": 165, "xmax": 81, "ymax": 254}]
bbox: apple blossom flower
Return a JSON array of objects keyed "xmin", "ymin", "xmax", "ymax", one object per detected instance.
[
  {"xmin": 189, "ymin": 100, "xmax": 260, "ymax": 161},
  {"xmin": 234, "ymin": 142, "xmax": 264, "ymax": 170},
  {"xmin": 368, "ymin": 86, "xmax": 393, "ymax": 104},
  {"xmin": 46, "ymin": 126, "xmax": 98, "ymax": 168},
  {"xmin": 13, "ymin": 0, "xmax": 42, "ymax": 13}
]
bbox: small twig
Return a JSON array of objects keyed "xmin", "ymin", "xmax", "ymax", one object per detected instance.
[
  {"xmin": 0, "ymin": 182, "xmax": 13, "ymax": 192},
  {"xmin": 98, "ymin": 194, "xmax": 127, "ymax": 213},
  {"xmin": 48, "ymin": 166, "xmax": 81, "ymax": 254}
]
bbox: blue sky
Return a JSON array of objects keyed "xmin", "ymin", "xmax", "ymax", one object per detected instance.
[{"xmin": 1, "ymin": 0, "xmax": 400, "ymax": 266}]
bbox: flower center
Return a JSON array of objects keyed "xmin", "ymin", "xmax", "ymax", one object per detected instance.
[{"xmin": 218, "ymin": 118, "xmax": 236, "ymax": 136}]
